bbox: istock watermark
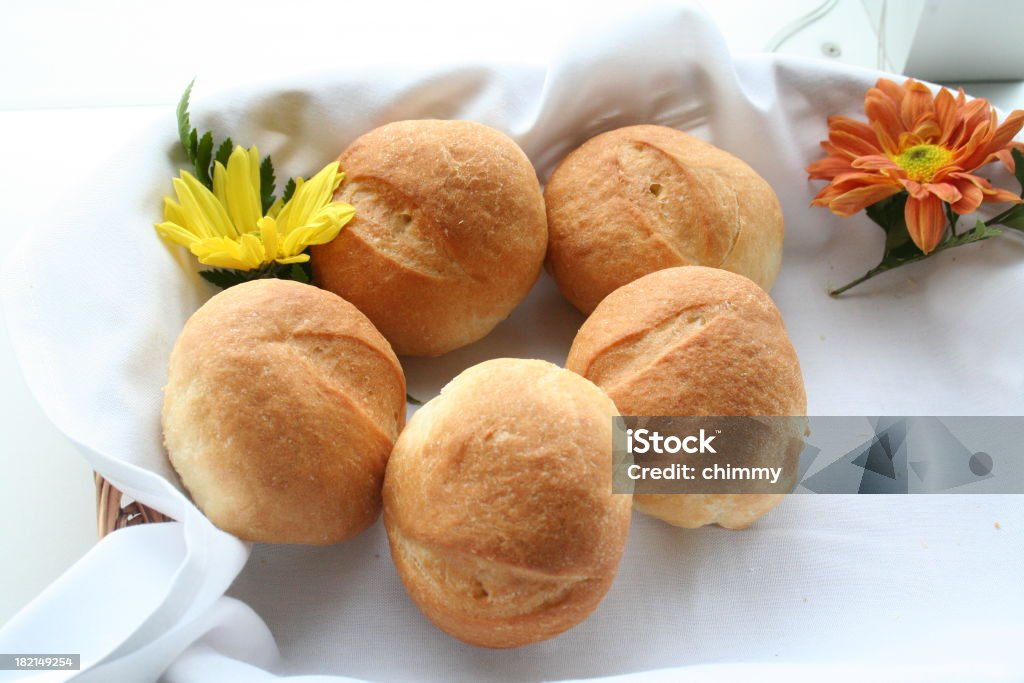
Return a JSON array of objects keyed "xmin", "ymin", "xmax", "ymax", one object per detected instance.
[{"xmin": 612, "ymin": 416, "xmax": 1024, "ymax": 495}]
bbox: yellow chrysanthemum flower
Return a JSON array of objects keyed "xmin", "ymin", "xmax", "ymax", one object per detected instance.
[{"xmin": 156, "ymin": 145, "xmax": 355, "ymax": 270}]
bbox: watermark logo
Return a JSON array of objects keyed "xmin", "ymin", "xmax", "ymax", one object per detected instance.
[
  {"xmin": 613, "ymin": 416, "xmax": 1022, "ymax": 495},
  {"xmin": 626, "ymin": 428, "xmax": 717, "ymax": 454}
]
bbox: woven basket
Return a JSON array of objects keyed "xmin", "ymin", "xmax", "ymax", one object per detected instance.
[{"xmin": 95, "ymin": 474, "xmax": 171, "ymax": 538}]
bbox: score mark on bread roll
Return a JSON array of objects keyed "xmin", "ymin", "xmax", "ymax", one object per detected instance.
[
  {"xmin": 545, "ymin": 124, "xmax": 784, "ymax": 313},
  {"xmin": 313, "ymin": 120, "xmax": 548, "ymax": 357},
  {"xmin": 566, "ymin": 266, "xmax": 806, "ymax": 529},
  {"xmin": 161, "ymin": 279, "xmax": 406, "ymax": 545},
  {"xmin": 383, "ymin": 359, "xmax": 631, "ymax": 648}
]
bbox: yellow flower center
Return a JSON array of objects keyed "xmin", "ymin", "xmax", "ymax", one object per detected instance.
[{"xmin": 894, "ymin": 144, "xmax": 953, "ymax": 183}]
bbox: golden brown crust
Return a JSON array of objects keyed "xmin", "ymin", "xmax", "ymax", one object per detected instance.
[
  {"xmin": 383, "ymin": 359, "xmax": 631, "ymax": 647},
  {"xmin": 544, "ymin": 124, "xmax": 784, "ymax": 313},
  {"xmin": 312, "ymin": 120, "xmax": 548, "ymax": 356},
  {"xmin": 565, "ymin": 267, "xmax": 806, "ymax": 528},
  {"xmin": 162, "ymin": 279, "xmax": 406, "ymax": 545}
]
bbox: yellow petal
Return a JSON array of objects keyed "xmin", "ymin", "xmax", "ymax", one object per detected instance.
[
  {"xmin": 307, "ymin": 203, "xmax": 355, "ymax": 242},
  {"xmin": 182, "ymin": 172, "xmax": 237, "ymax": 235},
  {"xmin": 171, "ymin": 177, "xmax": 213, "ymax": 238},
  {"xmin": 225, "ymin": 146, "xmax": 262, "ymax": 233},
  {"xmin": 247, "ymin": 146, "xmax": 261, "ymax": 195},
  {"xmin": 273, "ymin": 177, "xmax": 304, "ymax": 235},
  {"xmin": 162, "ymin": 197, "xmax": 188, "ymax": 226},
  {"xmin": 177, "ymin": 172, "xmax": 237, "ymax": 238},
  {"xmin": 321, "ymin": 201, "xmax": 356, "ymax": 227},
  {"xmin": 239, "ymin": 233, "xmax": 268, "ymax": 269},
  {"xmin": 279, "ymin": 202, "xmax": 354, "ymax": 256},
  {"xmin": 280, "ymin": 226, "xmax": 313, "ymax": 257},
  {"xmin": 258, "ymin": 216, "xmax": 279, "ymax": 261},
  {"xmin": 212, "ymin": 161, "xmax": 228, "ymax": 206},
  {"xmin": 190, "ymin": 237, "xmax": 253, "ymax": 270},
  {"xmin": 155, "ymin": 221, "xmax": 200, "ymax": 247},
  {"xmin": 275, "ymin": 254, "xmax": 310, "ymax": 265},
  {"xmin": 266, "ymin": 197, "xmax": 284, "ymax": 219},
  {"xmin": 275, "ymin": 163, "xmax": 343, "ymax": 235}
]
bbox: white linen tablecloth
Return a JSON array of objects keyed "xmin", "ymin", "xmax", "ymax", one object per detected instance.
[{"xmin": 2, "ymin": 3, "xmax": 1022, "ymax": 681}]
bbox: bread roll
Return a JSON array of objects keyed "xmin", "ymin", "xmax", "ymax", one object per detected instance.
[
  {"xmin": 312, "ymin": 120, "xmax": 548, "ymax": 356},
  {"xmin": 566, "ymin": 266, "xmax": 806, "ymax": 529},
  {"xmin": 383, "ymin": 359, "xmax": 630, "ymax": 648},
  {"xmin": 545, "ymin": 124, "xmax": 784, "ymax": 313},
  {"xmin": 162, "ymin": 279, "xmax": 406, "ymax": 544}
]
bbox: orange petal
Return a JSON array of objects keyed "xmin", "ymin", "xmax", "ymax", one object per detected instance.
[
  {"xmin": 900, "ymin": 80, "xmax": 934, "ymax": 129},
  {"xmin": 897, "ymin": 131, "xmax": 925, "ymax": 150},
  {"xmin": 905, "ymin": 194, "xmax": 947, "ymax": 254},
  {"xmin": 851, "ymin": 154, "xmax": 900, "ymax": 171},
  {"xmin": 871, "ymin": 121, "xmax": 899, "ymax": 156},
  {"xmin": 912, "ymin": 119, "xmax": 942, "ymax": 142},
  {"xmin": 807, "ymin": 156, "xmax": 854, "ymax": 180},
  {"xmin": 947, "ymin": 98, "xmax": 988, "ymax": 150},
  {"xmin": 960, "ymin": 99, "xmax": 991, "ymax": 139},
  {"xmin": 930, "ymin": 163, "xmax": 963, "ymax": 183},
  {"xmin": 994, "ymin": 142, "xmax": 1024, "ymax": 172},
  {"xmin": 828, "ymin": 115, "xmax": 880, "ymax": 147},
  {"xmin": 810, "ymin": 190, "xmax": 838, "ymax": 208},
  {"xmin": 934, "ymin": 88, "xmax": 957, "ymax": 144},
  {"xmin": 985, "ymin": 109, "xmax": 1024, "ymax": 155},
  {"xmin": 924, "ymin": 182, "xmax": 961, "ymax": 204},
  {"xmin": 900, "ymin": 179, "xmax": 929, "ymax": 200},
  {"xmin": 820, "ymin": 140, "xmax": 846, "ymax": 157},
  {"xmin": 949, "ymin": 171, "xmax": 988, "ymax": 188},
  {"xmin": 831, "ymin": 129, "xmax": 884, "ymax": 158},
  {"xmin": 828, "ymin": 171, "xmax": 899, "ymax": 191},
  {"xmin": 811, "ymin": 182, "xmax": 848, "ymax": 206},
  {"xmin": 828, "ymin": 181, "xmax": 903, "ymax": 216},
  {"xmin": 875, "ymin": 78, "xmax": 905, "ymax": 108},
  {"xmin": 948, "ymin": 171, "xmax": 1022, "ymax": 207},
  {"xmin": 821, "ymin": 139, "xmax": 866, "ymax": 162},
  {"xmin": 981, "ymin": 185, "xmax": 1022, "ymax": 204},
  {"xmin": 866, "ymin": 96, "xmax": 904, "ymax": 154},
  {"xmin": 949, "ymin": 177, "xmax": 983, "ymax": 214},
  {"xmin": 954, "ymin": 120, "xmax": 994, "ymax": 171}
]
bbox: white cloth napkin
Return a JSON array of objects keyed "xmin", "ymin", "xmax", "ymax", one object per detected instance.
[{"xmin": 2, "ymin": 3, "xmax": 1023, "ymax": 682}]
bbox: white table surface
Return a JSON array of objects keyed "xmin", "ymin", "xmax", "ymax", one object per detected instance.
[{"xmin": 2, "ymin": 0, "xmax": 1022, "ymax": 627}]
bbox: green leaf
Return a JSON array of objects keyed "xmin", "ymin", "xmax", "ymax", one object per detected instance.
[
  {"xmin": 280, "ymin": 259, "xmax": 314, "ymax": 285},
  {"xmin": 1012, "ymin": 148, "xmax": 1024, "ymax": 193},
  {"xmin": 299, "ymin": 259, "xmax": 314, "ymax": 284},
  {"xmin": 962, "ymin": 220, "xmax": 1003, "ymax": 242},
  {"xmin": 831, "ymin": 210, "xmax": 1001, "ymax": 296},
  {"xmin": 994, "ymin": 204, "xmax": 1024, "ymax": 231},
  {"xmin": 194, "ymin": 131, "xmax": 214, "ymax": 188},
  {"xmin": 865, "ymin": 193, "xmax": 922, "ymax": 262},
  {"xmin": 865, "ymin": 192, "xmax": 907, "ymax": 234},
  {"xmin": 199, "ymin": 268, "xmax": 255, "ymax": 290},
  {"xmin": 406, "ymin": 393, "xmax": 423, "ymax": 406},
  {"xmin": 214, "ymin": 137, "xmax": 234, "ymax": 168},
  {"xmin": 281, "ymin": 177, "xmax": 297, "ymax": 204},
  {"xmin": 188, "ymin": 129, "xmax": 198, "ymax": 164},
  {"xmin": 288, "ymin": 263, "xmax": 310, "ymax": 283},
  {"xmin": 177, "ymin": 79, "xmax": 196, "ymax": 162},
  {"xmin": 260, "ymin": 156, "xmax": 276, "ymax": 213}
]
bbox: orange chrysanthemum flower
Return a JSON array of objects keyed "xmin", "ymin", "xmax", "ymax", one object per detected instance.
[{"xmin": 807, "ymin": 77, "xmax": 1024, "ymax": 254}]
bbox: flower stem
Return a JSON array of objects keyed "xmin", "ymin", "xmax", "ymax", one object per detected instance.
[
  {"xmin": 946, "ymin": 204, "xmax": 958, "ymax": 237},
  {"xmin": 829, "ymin": 265, "xmax": 891, "ymax": 296},
  {"xmin": 829, "ymin": 260, "xmax": 921, "ymax": 296},
  {"xmin": 829, "ymin": 222, "xmax": 1001, "ymax": 296},
  {"xmin": 985, "ymin": 207, "xmax": 1017, "ymax": 226}
]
